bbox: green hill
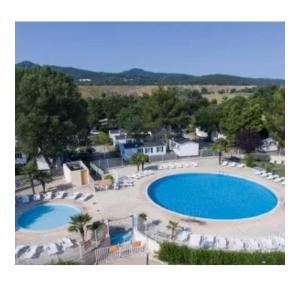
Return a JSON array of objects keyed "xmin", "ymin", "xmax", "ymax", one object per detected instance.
[{"xmin": 16, "ymin": 61, "xmax": 285, "ymax": 86}]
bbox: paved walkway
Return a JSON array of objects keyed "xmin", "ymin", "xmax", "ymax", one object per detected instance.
[{"xmin": 16, "ymin": 157, "xmax": 285, "ymax": 248}]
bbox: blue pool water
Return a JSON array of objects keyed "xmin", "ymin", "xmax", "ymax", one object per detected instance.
[
  {"xmin": 110, "ymin": 229, "xmax": 133, "ymax": 245},
  {"xmin": 147, "ymin": 173, "xmax": 278, "ymax": 220},
  {"xmin": 17, "ymin": 203, "xmax": 81, "ymax": 231}
]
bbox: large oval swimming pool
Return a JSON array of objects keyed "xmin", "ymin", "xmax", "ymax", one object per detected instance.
[
  {"xmin": 16, "ymin": 203, "xmax": 81, "ymax": 231},
  {"xmin": 147, "ymin": 173, "xmax": 278, "ymax": 220}
]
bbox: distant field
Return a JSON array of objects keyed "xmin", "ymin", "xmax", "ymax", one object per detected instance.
[{"xmin": 78, "ymin": 84, "xmax": 255, "ymax": 102}]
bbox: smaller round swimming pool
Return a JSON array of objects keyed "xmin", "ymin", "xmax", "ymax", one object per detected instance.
[
  {"xmin": 110, "ymin": 228, "xmax": 133, "ymax": 245},
  {"xmin": 16, "ymin": 203, "xmax": 81, "ymax": 231}
]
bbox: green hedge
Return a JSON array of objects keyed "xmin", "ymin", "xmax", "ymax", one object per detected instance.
[{"xmin": 158, "ymin": 242, "xmax": 285, "ymax": 265}]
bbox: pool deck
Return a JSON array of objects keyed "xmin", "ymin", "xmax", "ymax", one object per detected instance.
[{"xmin": 15, "ymin": 157, "xmax": 285, "ymax": 247}]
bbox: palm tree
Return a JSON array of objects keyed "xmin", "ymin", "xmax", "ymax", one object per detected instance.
[
  {"xmin": 21, "ymin": 160, "xmax": 39, "ymax": 194},
  {"xmin": 130, "ymin": 153, "xmax": 149, "ymax": 171},
  {"xmin": 137, "ymin": 212, "xmax": 147, "ymax": 231},
  {"xmin": 210, "ymin": 138, "xmax": 231, "ymax": 165},
  {"xmin": 35, "ymin": 170, "xmax": 53, "ymax": 193},
  {"xmin": 68, "ymin": 213, "xmax": 92, "ymax": 243},
  {"xmin": 87, "ymin": 220, "xmax": 103, "ymax": 243},
  {"xmin": 166, "ymin": 220, "xmax": 179, "ymax": 240}
]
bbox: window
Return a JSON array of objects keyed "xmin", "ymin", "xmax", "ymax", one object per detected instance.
[
  {"xmin": 144, "ymin": 147, "xmax": 153, "ymax": 154},
  {"xmin": 156, "ymin": 146, "xmax": 164, "ymax": 153}
]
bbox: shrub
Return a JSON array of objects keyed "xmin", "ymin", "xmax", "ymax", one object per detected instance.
[
  {"xmin": 104, "ymin": 174, "xmax": 114, "ymax": 181},
  {"xmin": 244, "ymin": 154, "xmax": 255, "ymax": 167},
  {"xmin": 158, "ymin": 242, "xmax": 285, "ymax": 265}
]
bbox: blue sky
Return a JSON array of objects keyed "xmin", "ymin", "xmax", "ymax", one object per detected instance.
[{"xmin": 15, "ymin": 22, "xmax": 285, "ymax": 79}]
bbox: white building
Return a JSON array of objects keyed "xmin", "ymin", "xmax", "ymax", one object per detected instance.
[
  {"xmin": 195, "ymin": 127, "xmax": 209, "ymax": 138},
  {"xmin": 108, "ymin": 129, "xmax": 128, "ymax": 146},
  {"xmin": 63, "ymin": 161, "xmax": 90, "ymax": 187},
  {"xmin": 259, "ymin": 138, "xmax": 278, "ymax": 152},
  {"xmin": 119, "ymin": 140, "xmax": 167, "ymax": 161},
  {"xmin": 15, "ymin": 152, "xmax": 27, "ymax": 166},
  {"xmin": 169, "ymin": 137, "xmax": 199, "ymax": 157},
  {"xmin": 211, "ymin": 130, "xmax": 226, "ymax": 142}
]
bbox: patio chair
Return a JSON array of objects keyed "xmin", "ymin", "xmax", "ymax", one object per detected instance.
[
  {"xmin": 274, "ymin": 176, "xmax": 284, "ymax": 183},
  {"xmin": 32, "ymin": 193, "xmax": 42, "ymax": 201},
  {"xmin": 54, "ymin": 191, "xmax": 67, "ymax": 199},
  {"xmin": 244, "ymin": 239, "xmax": 260, "ymax": 252},
  {"xmin": 175, "ymin": 230, "xmax": 191, "ymax": 242},
  {"xmin": 19, "ymin": 195, "xmax": 30, "ymax": 204},
  {"xmin": 15, "ymin": 245, "xmax": 29, "ymax": 258},
  {"xmin": 200, "ymin": 235, "xmax": 216, "ymax": 249},
  {"xmin": 237, "ymin": 163, "xmax": 246, "ymax": 168},
  {"xmin": 228, "ymin": 239, "xmax": 245, "ymax": 251},
  {"xmin": 44, "ymin": 191, "xmax": 53, "ymax": 200},
  {"xmin": 69, "ymin": 192, "xmax": 81, "ymax": 200},
  {"xmin": 214, "ymin": 237, "xmax": 228, "ymax": 250},
  {"xmin": 188, "ymin": 234, "xmax": 202, "ymax": 248},
  {"xmin": 58, "ymin": 237, "xmax": 76, "ymax": 250},
  {"xmin": 261, "ymin": 172, "xmax": 272, "ymax": 177},
  {"xmin": 22, "ymin": 245, "xmax": 43, "ymax": 259},
  {"xmin": 78, "ymin": 193, "xmax": 92, "ymax": 201},
  {"xmin": 45, "ymin": 243, "xmax": 60, "ymax": 255}
]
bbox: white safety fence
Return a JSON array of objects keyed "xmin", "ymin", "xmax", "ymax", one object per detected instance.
[{"xmin": 95, "ymin": 241, "xmax": 146, "ymax": 264}]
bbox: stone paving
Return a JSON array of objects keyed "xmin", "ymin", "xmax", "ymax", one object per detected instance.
[{"xmin": 16, "ymin": 157, "xmax": 285, "ymax": 248}]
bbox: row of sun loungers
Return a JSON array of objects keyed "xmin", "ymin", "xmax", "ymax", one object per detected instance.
[
  {"xmin": 185, "ymin": 234, "xmax": 285, "ymax": 252},
  {"xmin": 254, "ymin": 167, "xmax": 285, "ymax": 185},
  {"xmin": 158, "ymin": 161, "xmax": 198, "ymax": 170},
  {"xmin": 222, "ymin": 161, "xmax": 246, "ymax": 168},
  {"xmin": 15, "ymin": 237, "xmax": 78, "ymax": 260},
  {"xmin": 145, "ymin": 222, "xmax": 284, "ymax": 252},
  {"xmin": 16, "ymin": 191, "xmax": 93, "ymax": 204}
]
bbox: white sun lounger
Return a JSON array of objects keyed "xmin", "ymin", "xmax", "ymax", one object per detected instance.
[
  {"xmin": 69, "ymin": 192, "xmax": 81, "ymax": 200},
  {"xmin": 245, "ymin": 239, "xmax": 260, "ymax": 252},
  {"xmin": 214, "ymin": 237, "xmax": 228, "ymax": 250},
  {"xmin": 201, "ymin": 235, "xmax": 215, "ymax": 248},
  {"xmin": 45, "ymin": 243, "xmax": 60, "ymax": 255},
  {"xmin": 271, "ymin": 236, "xmax": 285, "ymax": 250},
  {"xmin": 274, "ymin": 176, "xmax": 284, "ymax": 183},
  {"xmin": 237, "ymin": 163, "xmax": 246, "ymax": 168},
  {"xmin": 58, "ymin": 237, "xmax": 75, "ymax": 250},
  {"xmin": 258, "ymin": 238, "xmax": 278, "ymax": 251},
  {"xmin": 54, "ymin": 191, "xmax": 67, "ymax": 199},
  {"xmin": 32, "ymin": 193, "xmax": 42, "ymax": 201},
  {"xmin": 119, "ymin": 181, "xmax": 134, "ymax": 187},
  {"xmin": 175, "ymin": 230, "xmax": 191, "ymax": 242},
  {"xmin": 44, "ymin": 191, "xmax": 53, "ymax": 200},
  {"xmin": 281, "ymin": 180, "xmax": 285, "ymax": 185},
  {"xmin": 19, "ymin": 195, "xmax": 30, "ymax": 204},
  {"xmin": 261, "ymin": 172, "xmax": 272, "ymax": 177},
  {"xmin": 266, "ymin": 173, "xmax": 276, "ymax": 180},
  {"xmin": 222, "ymin": 161, "xmax": 229, "ymax": 166},
  {"xmin": 228, "ymin": 239, "xmax": 245, "ymax": 251},
  {"xmin": 15, "ymin": 245, "xmax": 29, "ymax": 258},
  {"xmin": 254, "ymin": 169, "xmax": 265, "ymax": 175},
  {"xmin": 188, "ymin": 234, "xmax": 201, "ymax": 248},
  {"xmin": 22, "ymin": 245, "xmax": 41, "ymax": 259},
  {"xmin": 190, "ymin": 162, "xmax": 198, "ymax": 167},
  {"xmin": 78, "ymin": 193, "xmax": 92, "ymax": 201}
]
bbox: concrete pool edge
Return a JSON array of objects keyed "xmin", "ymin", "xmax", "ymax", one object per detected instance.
[
  {"xmin": 15, "ymin": 202, "xmax": 83, "ymax": 234},
  {"xmin": 145, "ymin": 171, "xmax": 281, "ymax": 223}
]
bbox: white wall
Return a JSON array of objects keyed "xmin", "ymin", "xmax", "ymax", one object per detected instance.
[
  {"xmin": 142, "ymin": 145, "xmax": 167, "ymax": 156},
  {"xmin": 173, "ymin": 142, "xmax": 199, "ymax": 157}
]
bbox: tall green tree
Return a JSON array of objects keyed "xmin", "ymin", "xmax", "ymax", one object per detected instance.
[
  {"xmin": 16, "ymin": 66, "xmax": 88, "ymax": 167},
  {"xmin": 210, "ymin": 138, "xmax": 232, "ymax": 165}
]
